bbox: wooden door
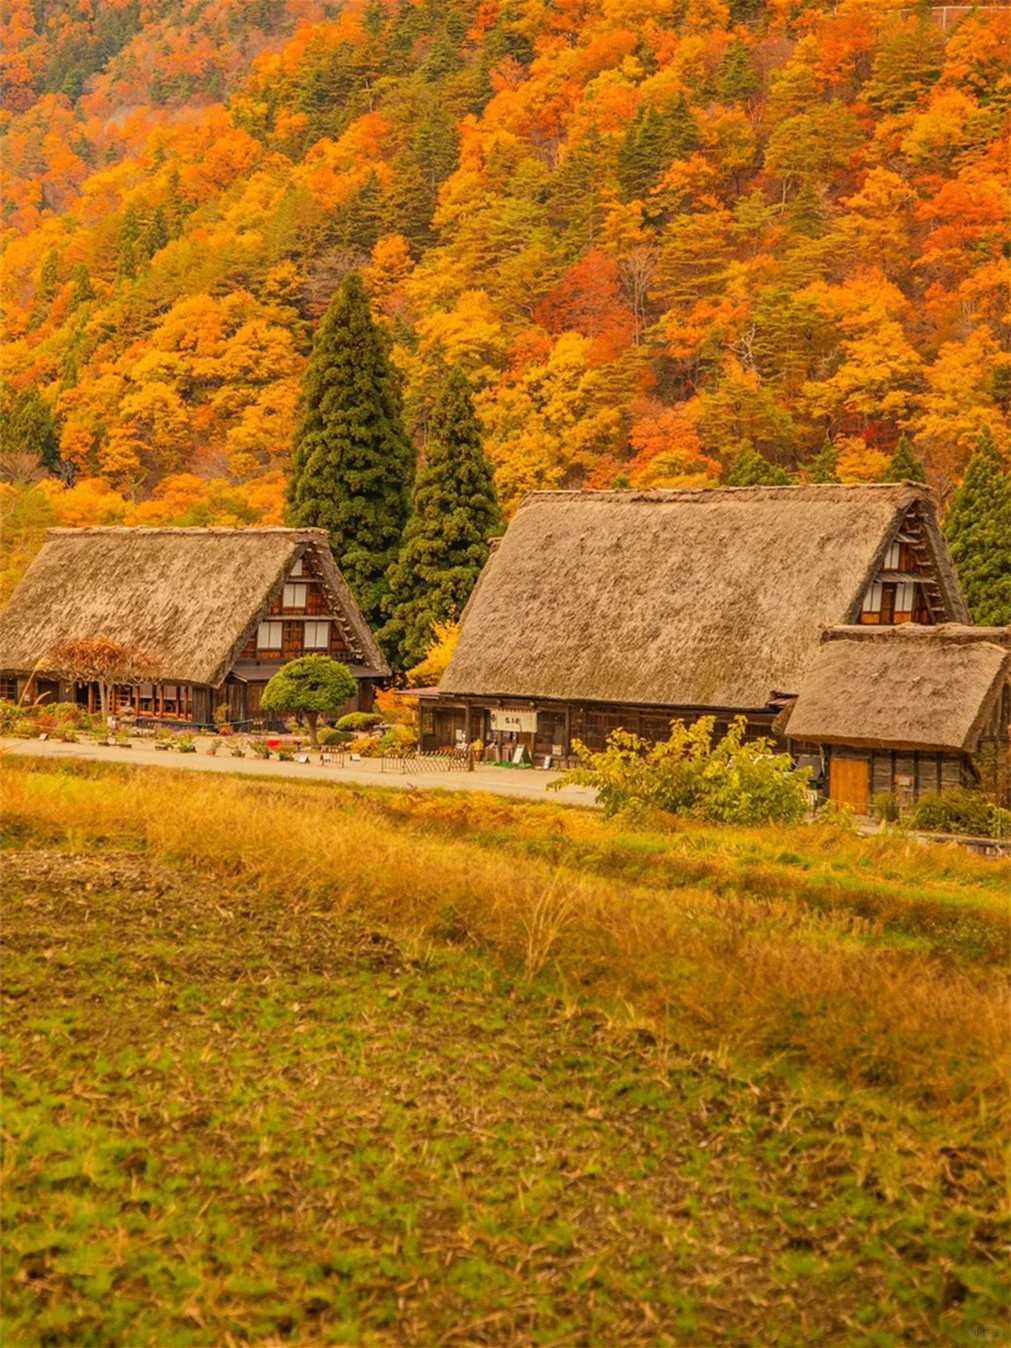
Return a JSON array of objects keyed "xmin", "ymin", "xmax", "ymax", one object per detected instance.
[{"xmin": 829, "ymin": 756, "xmax": 869, "ymax": 813}]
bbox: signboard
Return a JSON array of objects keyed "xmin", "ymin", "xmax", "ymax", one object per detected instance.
[{"xmin": 490, "ymin": 709, "xmax": 538, "ymax": 735}]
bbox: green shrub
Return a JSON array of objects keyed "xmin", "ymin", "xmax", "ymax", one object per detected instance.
[
  {"xmin": 336, "ymin": 711, "xmax": 383, "ymax": 732},
  {"xmin": 318, "ymin": 727, "xmax": 353, "ymax": 746},
  {"xmin": 249, "ymin": 738, "xmax": 271, "ymax": 759},
  {"xmin": 871, "ymin": 791, "xmax": 901, "ymax": 823},
  {"xmin": 910, "ymin": 787, "xmax": 1010, "ymax": 838},
  {"xmin": 552, "ymin": 716, "xmax": 811, "ymax": 824},
  {"xmin": 380, "ymin": 724, "xmax": 418, "ymax": 753}
]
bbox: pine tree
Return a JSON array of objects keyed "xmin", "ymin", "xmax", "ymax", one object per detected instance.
[
  {"xmin": 385, "ymin": 366, "xmax": 502, "ymax": 667},
  {"xmin": 808, "ymin": 439, "xmax": 840, "ymax": 483},
  {"xmin": 143, "ymin": 207, "xmax": 170, "ymax": 260},
  {"xmin": 618, "ymin": 106, "xmax": 664, "ymax": 200},
  {"xmin": 883, "ymin": 432, "xmax": 925, "ymax": 483},
  {"xmin": 2, "ymin": 385, "xmax": 62, "ymax": 474},
  {"xmin": 788, "ymin": 180, "xmax": 829, "ymax": 238},
  {"xmin": 716, "ymin": 37, "xmax": 758, "ymax": 103},
  {"xmin": 666, "ymin": 92, "xmax": 699, "ymax": 157},
  {"xmin": 70, "ymin": 263, "xmax": 94, "ymax": 308},
  {"xmin": 287, "ymin": 272, "xmax": 415, "ymax": 635},
  {"xmin": 117, "ymin": 208, "xmax": 140, "ymax": 280},
  {"xmin": 943, "ymin": 425, "xmax": 1011, "ymax": 625},
  {"xmin": 724, "ymin": 445, "xmax": 792, "ymax": 487}
]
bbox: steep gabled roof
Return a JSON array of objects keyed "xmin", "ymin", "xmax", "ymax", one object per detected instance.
[
  {"xmin": 441, "ymin": 484, "xmax": 968, "ymax": 709},
  {"xmin": 781, "ymin": 625, "xmax": 1011, "ymax": 753},
  {"xmin": 0, "ymin": 527, "xmax": 389, "ymax": 686}
]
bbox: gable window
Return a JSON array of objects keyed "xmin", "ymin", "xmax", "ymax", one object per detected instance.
[
  {"xmin": 861, "ymin": 580, "xmax": 921, "ymax": 625},
  {"xmin": 304, "ymin": 621, "xmax": 330, "ymax": 649},
  {"xmin": 258, "ymin": 621, "xmax": 283, "ymax": 652},
  {"xmin": 283, "ymin": 582, "xmax": 307, "ymax": 611}
]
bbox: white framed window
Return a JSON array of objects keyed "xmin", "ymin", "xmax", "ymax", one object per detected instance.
[
  {"xmin": 304, "ymin": 621, "xmax": 329, "ymax": 649},
  {"xmin": 258, "ymin": 621, "xmax": 283, "ymax": 650},
  {"xmin": 883, "ymin": 541, "xmax": 901, "ymax": 570},
  {"xmin": 862, "ymin": 583, "xmax": 883, "ymax": 613},
  {"xmin": 896, "ymin": 582, "xmax": 915, "ymax": 614},
  {"xmin": 289, "ymin": 558, "xmax": 304, "ymax": 577},
  {"xmin": 283, "ymin": 582, "xmax": 307, "ymax": 609}
]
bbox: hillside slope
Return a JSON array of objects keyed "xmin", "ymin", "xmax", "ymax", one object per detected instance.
[{"xmin": 2, "ymin": 0, "xmax": 1008, "ymax": 516}]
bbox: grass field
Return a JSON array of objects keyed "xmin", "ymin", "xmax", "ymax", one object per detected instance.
[{"xmin": 2, "ymin": 756, "xmax": 1009, "ymax": 1345}]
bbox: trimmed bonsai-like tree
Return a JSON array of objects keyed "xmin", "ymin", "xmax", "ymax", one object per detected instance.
[
  {"xmin": 260, "ymin": 655, "xmax": 357, "ymax": 748},
  {"xmin": 46, "ymin": 636, "xmax": 155, "ymax": 718}
]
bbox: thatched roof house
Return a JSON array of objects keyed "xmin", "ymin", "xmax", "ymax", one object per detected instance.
[
  {"xmin": 783, "ymin": 625, "xmax": 1011, "ymax": 755},
  {"xmin": 779, "ymin": 625, "xmax": 1011, "ymax": 811},
  {"xmin": 424, "ymin": 484, "xmax": 970, "ymax": 761},
  {"xmin": 0, "ymin": 527, "xmax": 388, "ymax": 724}
]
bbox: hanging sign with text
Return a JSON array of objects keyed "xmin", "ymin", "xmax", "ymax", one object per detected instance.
[{"xmin": 490, "ymin": 709, "xmax": 538, "ymax": 735}]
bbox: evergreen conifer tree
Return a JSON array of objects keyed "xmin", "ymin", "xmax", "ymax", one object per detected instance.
[
  {"xmin": 716, "ymin": 37, "xmax": 758, "ymax": 102},
  {"xmin": 943, "ymin": 425, "xmax": 1011, "ymax": 625},
  {"xmin": 70, "ymin": 263, "xmax": 94, "ymax": 308},
  {"xmin": 883, "ymin": 432, "xmax": 925, "ymax": 482},
  {"xmin": 2, "ymin": 385, "xmax": 62, "ymax": 474},
  {"xmin": 287, "ymin": 272, "xmax": 415, "ymax": 635},
  {"xmin": 385, "ymin": 366, "xmax": 502, "ymax": 667},
  {"xmin": 724, "ymin": 445, "xmax": 792, "ymax": 487},
  {"xmin": 788, "ymin": 180, "xmax": 829, "ymax": 238},
  {"xmin": 117, "ymin": 208, "xmax": 140, "ymax": 280},
  {"xmin": 808, "ymin": 439, "xmax": 840, "ymax": 483}
]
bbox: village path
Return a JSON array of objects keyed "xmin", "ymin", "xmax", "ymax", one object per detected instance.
[{"xmin": 1, "ymin": 737, "xmax": 600, "ymax": 807}]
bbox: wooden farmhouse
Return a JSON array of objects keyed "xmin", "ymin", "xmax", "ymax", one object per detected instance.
[
  {"xmin": 778, "ymin": 625, "xmax": 1011, "ymax": 813},
  {"xmin": 0, "ymin": 527, "xmax": 389, "ymax": 725},
  {"xmin": 422, "ymin": 484, "xmax": 970, "ymax": 766}
]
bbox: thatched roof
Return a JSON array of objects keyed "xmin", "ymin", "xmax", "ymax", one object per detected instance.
[
  {"xmin": 0, "ymin": 527, "xmax": 389, "ymax": 686},
  {"xmin": 441, "ymin": 485, "xmax": 968, "ymax": 709},
  {"xmin": 782, "ymin": 625, "xmax": 1011, "ymax": 753}
]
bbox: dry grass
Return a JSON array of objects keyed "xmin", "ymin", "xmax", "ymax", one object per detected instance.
[
  {"xmin": 4, "ymin": 757, "xmax": 1010, "ymax": 1344},
  {"xmin": 3, "ymin": 758, "xmax": 1007, "ymax": 1124}
]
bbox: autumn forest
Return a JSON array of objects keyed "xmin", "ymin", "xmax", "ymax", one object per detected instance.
[{"xmin": 1, "ymin": 0, "xmax": 1009, "ymax": 602}]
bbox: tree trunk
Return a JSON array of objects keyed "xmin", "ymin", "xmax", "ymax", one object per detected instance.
[
  {"xmin": 306, "ymin": 711, "xmax": 319, "ymax": 748},
  {"xmin": 99, "ymin": 680, "xmax": 110, "ymax": 718}
]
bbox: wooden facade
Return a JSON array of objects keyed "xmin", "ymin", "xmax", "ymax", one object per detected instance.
[
  {"xmin": 1, "ymin": 527, "xmax": 389, "ymax": 727},
  {"xmin": 420, "ymin": 693, "xmax": 780, "ymax": 766}
]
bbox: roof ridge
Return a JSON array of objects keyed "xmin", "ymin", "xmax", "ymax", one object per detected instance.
[
  {"xmin": 44, "ymin": 526, "xmax": 330, "ymax": 536},
  {"xmin": 516, "ymin": 483, "xmax": 931, "ymax": 508}
]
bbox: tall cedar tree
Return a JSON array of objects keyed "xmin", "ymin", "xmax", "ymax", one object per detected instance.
[
  {"xmin": 883, "ymin": 432, "xmax": 925, "ymax": 482},
  {"xmin": 944, "ymin": 425, "xmax": 1011, "ymax": 625},
  {"xmin": 385, "ymin": 366, "xmax": 502, "ymax": 668},
  {"xmin": 288, "ymin": 273, "xmax": 414, "ymax": 636}
]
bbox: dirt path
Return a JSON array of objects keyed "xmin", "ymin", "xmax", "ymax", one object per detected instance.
[{"xmin": 1, "ymin": 735, "xmax": 599, "ymax": 806}]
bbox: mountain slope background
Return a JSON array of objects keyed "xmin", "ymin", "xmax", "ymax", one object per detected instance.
[{"xmin": 1, "ymin": 0, "xmax": 1009, "ymax": 536}]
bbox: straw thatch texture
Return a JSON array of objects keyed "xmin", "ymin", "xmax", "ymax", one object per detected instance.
[
  {"xmin": 442, "ymin": 485, "xmax": 966, "ymax": 709},
  {"xmin": 0, "ymin": 528, "xmax": 389, "ymax": 686},
  {"xmin": 783, "ymin": 625, "xmax": 1011, "ymax": 752}
]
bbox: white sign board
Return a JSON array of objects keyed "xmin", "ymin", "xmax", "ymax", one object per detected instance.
[{"xmin": 490, "ymin": 709, "xmax": 537, "ymax": 735}]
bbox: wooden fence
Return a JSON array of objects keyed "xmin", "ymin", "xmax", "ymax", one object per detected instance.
[{"xmin": 380, "ymin": 749, "xmax": 474, "ymax": 774}]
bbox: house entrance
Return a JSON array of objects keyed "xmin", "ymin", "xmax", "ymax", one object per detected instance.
[{"xmin": 829, "ymin": 756, "xmax": 869, "ymax": 814}]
